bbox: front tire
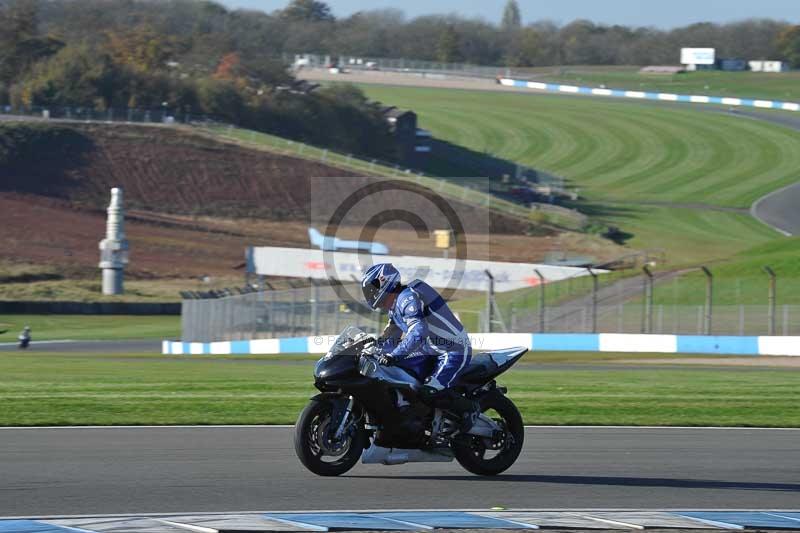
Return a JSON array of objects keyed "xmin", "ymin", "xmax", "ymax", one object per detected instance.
[
  {"xmin": 294, "ymin": 399, "xmax": 365, "ymax": 476},
  {"xmin": 451, "ymin": 393, "xmax": 524, "ymax": 476}
]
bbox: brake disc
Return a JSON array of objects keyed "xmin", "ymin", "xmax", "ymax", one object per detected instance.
[{"xmin": 316, "ymin": 418, "xmax": 350, "ymax": 456}]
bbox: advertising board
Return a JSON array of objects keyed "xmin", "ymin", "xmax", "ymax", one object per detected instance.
[
  {"xmin": 681, "ymin": 48, "xmax": 716, "ymax": 65},
  {"xmin": 247, "ymin": 246, "xmax": 598, "ymax": 293}
]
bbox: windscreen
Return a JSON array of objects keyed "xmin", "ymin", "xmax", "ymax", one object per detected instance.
[{"xmin": 327, "ymin": 326, "xmax": 368, "ymax": 357}]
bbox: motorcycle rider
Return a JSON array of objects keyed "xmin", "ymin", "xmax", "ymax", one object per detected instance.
[
  {"xmin": 18, "ymin": 326, "xmax": 31, "ymax": 349},
  {"xmin": 361, "ymin": 263, "xmax": 478, "ymax": 430}
]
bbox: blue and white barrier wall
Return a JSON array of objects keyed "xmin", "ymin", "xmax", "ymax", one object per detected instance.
[
  {"xmin": 163, "ymin": 333, "xmax": 800, "ymax": 356},
  {"xmin": 499, "ymin": 78, "xmax": 800, "ymax": 112}
]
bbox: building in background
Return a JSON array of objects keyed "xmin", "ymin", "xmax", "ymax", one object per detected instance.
[
  {"xmin": 749, "ymin": 60, "xmax": 788, "ymax": 73},
  {"xmin": 718, "ymin": 58, "xmax": 747, "ymax": 72},
  {"xmin": 381, "ymin": 106, "xmax": 430, "ymax": 166}
]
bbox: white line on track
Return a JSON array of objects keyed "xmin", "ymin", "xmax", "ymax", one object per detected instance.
[
  {"xmin": 155, "ymin": 519, "xmax": 218, "ymax": 533},
  {"xmin": 1, "ymin": 425, "xmax": 799, "ymax": 430},
  {"xmin": 4, "ymin": 509, "xmax": 800, "ymax": 520}
]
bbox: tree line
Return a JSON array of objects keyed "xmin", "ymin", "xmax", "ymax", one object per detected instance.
[
  {"xmin": 282, "ymin": 0, "xmax": 799, "ymax": 67},
  {"xmin": 19, "ymin": 0, "xmax": 792, "ymax": 69},
  {"xmin": 1, "ymin": 0, "xmax": 798, "ymax": 159},
  {"xmin": 0, "ymin": 0, "xmax": 397, "ymax": 159}
]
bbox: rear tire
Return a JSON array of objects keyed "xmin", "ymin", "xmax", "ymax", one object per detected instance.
[
  {"xmin": 294, "ymin": 399, "xmax": 365, "ymax": 476},
  {"xmin": 451, "ymin": 393, "xmax": 524, "ymax": 476}
]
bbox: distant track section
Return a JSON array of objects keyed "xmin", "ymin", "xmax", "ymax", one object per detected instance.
[
  {"xmin": 499, "ymin": 78, "xmax": 800, "ymax": 112},
  {"xmin": 724, "ymin": 110, "xmax": 800, "ymax": 237},
  {"xmin": 751, "ymin": 182, "xmax": 800, "ymax": 236}
]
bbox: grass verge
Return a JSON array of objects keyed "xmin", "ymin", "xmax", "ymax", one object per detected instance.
[
  {"xmin": 1, "ymin": 352, "xmax": 797, "ymax": 427},
  {"xmin": 358, "ymin": 84, "xmax": 800, "ymax": 266}
]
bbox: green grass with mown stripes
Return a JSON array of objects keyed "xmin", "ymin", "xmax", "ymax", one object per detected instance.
[{"xmin": 1, "ymin": 352, "xmax": 798, "ymax": 427}]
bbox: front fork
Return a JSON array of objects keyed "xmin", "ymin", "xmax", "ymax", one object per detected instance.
[{"xmin": 332, "ymin": 396, "xmax": 355, "ymax": 440}]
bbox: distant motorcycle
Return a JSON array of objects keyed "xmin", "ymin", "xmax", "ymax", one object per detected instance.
[
  {"xmin": 18, "ymin": 327, "xmax": 31, "ymax": 349},
  {"xmin": 295, "ymin": 326, "xmax": 526, "ymax": 476}
]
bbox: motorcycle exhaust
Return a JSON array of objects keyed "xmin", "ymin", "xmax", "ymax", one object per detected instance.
[{"xmin": 361, "ymin": 444, "xmax": 454, "ymax": 465}]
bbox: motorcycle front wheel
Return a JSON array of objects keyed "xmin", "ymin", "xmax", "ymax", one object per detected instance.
[
  {"xmin": 294, "ymin": 398, "xmax": 365, "ymax": 476},
  {"xmin": 451, "ymin": 394, "xmax": 524, "ymax": 476}
]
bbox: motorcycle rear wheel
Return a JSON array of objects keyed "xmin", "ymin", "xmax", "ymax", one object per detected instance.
[
  {"xmin": 294, "ymin": 399, "xmax": 365, "ymax": 476},
  {"xmin": 451, "ymin": 394, "xmax": 524, "ymax": 476}
]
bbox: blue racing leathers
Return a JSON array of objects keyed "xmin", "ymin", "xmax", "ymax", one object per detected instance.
[{"xmin": 378, "ymin": 279, "xmax": 472, "ymax": 390}]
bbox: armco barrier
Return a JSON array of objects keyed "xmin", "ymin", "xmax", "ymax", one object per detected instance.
[
  {"xmin": 162, "ymin": 333, "xmax": 800, "ymax": 356},
  {"xmin": 499, "ymin": 78, "xmax": 800, "ymax": 112}
]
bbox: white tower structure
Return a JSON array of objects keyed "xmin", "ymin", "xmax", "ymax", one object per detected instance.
[{"xmin": 98, "ymin": 188, "xmax": 129, "ymax": 295}]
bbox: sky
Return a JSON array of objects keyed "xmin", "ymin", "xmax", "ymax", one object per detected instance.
[{"xmin": 221, "ymin": 0, "xmax": 799, "ymax": 27}]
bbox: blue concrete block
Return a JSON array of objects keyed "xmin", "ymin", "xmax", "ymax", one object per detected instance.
[
  {"xmin": 546, "ymin": 84, "xmax": 561, "ymax": 92},
  {"xmin": 532, "ymin": 334, "xmax": 599, "ymax": 351},
  {"xmin": 0, "ymin": 521, "xmax": 75, "ymax": 533},
  {"xmin": 709, "ymin": 97, "xmax": 723, "ymax": 104},
  {"xmin": 678, "ymin": 512, "xmax": 800, "ymax": 529},
  {"xmin": 182, "ymin": 342, "xmax": 191, "ymax": 355},
  {"xmin": 611, "ymin": 90, "xmax": 626, "ymax": 97},
  {"xmin": 279, "ymin": 337, "xmax": 309, "ymax": 353},
  {"xmin": 771, "ymin": 512, "xmax": 800, "ymax": 523},
  {"xmin": 676, "ymin": 335, "xmax": 759, "ymax": 355},
  {"xmin": 578, "ymin": 87, "xmax": 593, "ymax": 94},
  {"xmin": 230, "ymin": 340, "xmax": 250, "ymax": 354}
]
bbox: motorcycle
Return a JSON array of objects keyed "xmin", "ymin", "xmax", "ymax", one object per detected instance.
[
  {"xmin": 294, "ymin": 326, "xmax": 526, "ymax": 476},
  {"xmin": 18, "ymin": 332, "xmax": 30, "ymax": 349}
]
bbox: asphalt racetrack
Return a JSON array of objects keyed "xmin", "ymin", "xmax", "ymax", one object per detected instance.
[
  {"xmin": 2, "ymin": 426, "xmax": 798, "ymax": 516},
  {"xmin": 0, "ymin": 340, "xmax": 160, "ymax": 353},
  {"xmin": 734, "ymin": 109, "xmax": 800, "ymax": 236}
]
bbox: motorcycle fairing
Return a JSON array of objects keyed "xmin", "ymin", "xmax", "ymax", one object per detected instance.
[
  {"xmin": 457, "ymin": 347, "xmax": 528, "ymax": 386},
  {"xmin": 359, "ymin": 357, "xmax": 422, "ymax": 391}
]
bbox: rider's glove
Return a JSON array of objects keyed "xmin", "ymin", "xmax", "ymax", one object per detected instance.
[
  {"xmin": 362, "ymin": 343, "xmax": 378, "ymax": 356},
  {"xmin": 377, "ymin": 354, "xmax": 396, "ymax": 366}
]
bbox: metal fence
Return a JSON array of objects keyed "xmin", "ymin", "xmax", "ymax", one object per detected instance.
[
  {"xmin": 496, "ymin": 265, "xmax": 800, "ymax": 337},
  {"xmin": 0, "ymin": 104, "xmax": 223, "ymax": 125},
  {"xmin": 181, "ymin": 282, "xmax": 388, "ymax": 343},
  {"xmin": 182, "ymin": 290, "xmax": 800, "ymax": 342},
  {"xmin": 507, "ymin": 304, "xmax": 800, "ymax": 336},
  {"xmin": 181, "ymin": 267, "xmax": 800, "ymax": 342},
  {"xmin": 290, "ymin": 53, "xmax": 510, "ymax": 80}
]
